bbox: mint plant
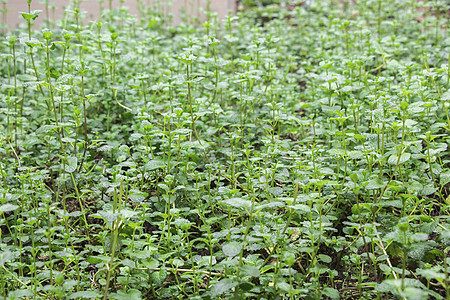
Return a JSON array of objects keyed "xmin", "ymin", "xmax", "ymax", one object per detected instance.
[{"xmin": 0, "ymin": 0, "xmax": 449, "ymax": 299}]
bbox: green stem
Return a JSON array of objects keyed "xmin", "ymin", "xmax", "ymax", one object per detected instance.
[{"xmin": 186, "ymin": 63, "xmax": 210, "ymax": 163}]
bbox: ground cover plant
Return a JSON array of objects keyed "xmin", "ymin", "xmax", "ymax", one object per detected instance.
[{"xmin": 0, "ymin": 0, "xmax": 450, "ymax": 299}]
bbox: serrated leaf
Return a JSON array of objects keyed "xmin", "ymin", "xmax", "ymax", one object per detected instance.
[
  {"xmin": 411, "ymin": 233, "xmax": 428, "ymax": 242},
  {"xmin": 150, "ymin": 269, "xmax": 167, "ymax": 284},
  {"xmin": 421, "ymin": 218, "xmax": 439, "ymax": 234},
  {"xmin": 222, "ymin": 242, "xmax": 242, "ymax": 257},
  {"xmin": 209, "ymin": 278, "xmax": 238, "ymax": 297},
  {"xmin": 408, "ymin": 243, "xmax": 430, "ymax": 260}
]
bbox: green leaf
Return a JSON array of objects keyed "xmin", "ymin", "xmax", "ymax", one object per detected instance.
[
  {"xmin": 129, "ymin": 191, "xmax": 147, "ymax": 203},
  {"xmin": 144, "ymin": 159, "xmax": 166, "ymax": 171},
  {"xmin": 91, "ymin": 211, "xmax": 119, "ymax": 228},
  {"xmin": 379, "ymin": 263, "xmax": 392, "ymax": 275},
  {"xmin": 50, "ymin": 66, "xmax": 61, "ymax": 79},
  {"xmin": 322, "ymin": 287, "xmax": 340, "ymax": 299},
  {"xmin": 131, "ymin": 250, "xmax": 153, "ymax": 259},
  {"xmin": 365, "ymin": 178, "xmax": 385, "ymax": 190},
  {"xmin": 421, "ymin": 218, "xmax": 439, "ymax": 234},
  {"xmin": 120, "ymin": 209, "xmax": 138, "ymax": 219},
  {"xmin": 238, "ymin": 281, "xmax": 254, "ymax": 291},
  {"xmin": 57, "ymin": 74, "xmax": 74, "ymax": 84},
  {"xmin": 420, "ymin": 184, "xmax": 437, "ymax": 196},
  {"xmin": 442, "ymin": 91, "xmax": 450, "ymax": 101},
  {"xmin": 157, "ymin": 183, "xmax": 169, "ymax": 193},
  {"xmin": 398, "ymin": 222, "xmax": 410, "ymax": 232},
  {"xmin": 20, "ymin": 10, "xmax": 42, "ymax": 21},
  {"xmin": 222, "ymin": 198, "xmax": 252, "ymax": 210},
  {"xmin": 21, "ymin": 12, "xmax": 34, "ymax": 21},
  {"xmin": 86, "ymin": 256, "xmax": 102, "ymax": 264},
  {"xmin": 66, "ymin": 156, "xmax": 77, "ymax": 173},
  {"xmin": 416, "ymin": 268, "xmax": 445, "ymax": 281},
  {"xmin": 99, "ymin": 211, "xmax": 119, "ymax": 224},
  {"xmin": 43, "ymin": 31, "xmax": 53, "ymax": 40},
  {"xmin": 222, "ymin": 242, "xmax": 242, "ymax": 257},
  {"xmin": 283, "ymin": 252, "xmax": 296, "ymax": 266},
  {"xmin": 411, "ymin": 233, "xmax": 428, "ymax": 242},
  {"xmin": 240, "ymin": 264, "xmax": 260, "ymax": 277},
  {"xmin": 142, "ymin": 258, "xmax": 159, "ymax": 269},
  {"xmin": 8, "ymin": 289, "xmax": 34, "ymax": 298},
  {"xmin": 388, "ymin": 153, "xmax": 411, "ymax": 165},
  {"xmin": 288, "ymin": 204, "xmax": 311, "ymax": 213},
  {"xmin": 68, "ymin": 290, "xmax": 102, "ymax": 299},
  {"xmin": 268, "ymin": 186, "xmax": 283, "ymax": 197},
  {"xmin": 318, "ymin": 254, "xmax": 332, "ymax": 263},
  {"xmin": 277, "ymin": 281, "xmax": 292, "ymax": 292},
  {"xmin": 255, "ymin": 201, "xmax": 284, "ymax": 210},
  {"xmin": 110, "ymin": 289, "xmax": 142, "ymax": 300},
  {"xmin": 209, "ymin": 278, "xmax": 238, "ymax": 297},
  {"xmin": 63, "ymin": 280, "xmax": 77, "ymax": 291},
  {"xmin": 150, "ymin": 269, "xmax": 167, "ymax": 284},
  {"xmin": 36, "ymin": 124, "xmax": 59, "ymax": 134},
  {"xmin": 0, "ymin": 250, "xmax": 16, "ymax": 266},
  {"xmin": 402, "ymin": 287, "xmax": 426, "ymax": 300},
  {"xmin": 440, "ymin": 171, "xmax": 450, "ymax": 186},
  {"xmin": 0, "ymin": 203, "xmax": 19, "ymax": 212}
]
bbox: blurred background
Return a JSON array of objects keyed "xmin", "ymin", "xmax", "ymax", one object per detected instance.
[{"xmin": 2, "ymin": 0, "xmax": 237, "ymax": 31}]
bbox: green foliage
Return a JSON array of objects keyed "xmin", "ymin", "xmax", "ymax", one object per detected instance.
[{"xmin": 0, "ymin": 0, "xmax": 449, "ymax": 299}]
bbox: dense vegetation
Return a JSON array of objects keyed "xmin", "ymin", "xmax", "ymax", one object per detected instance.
[{"xmin": 1, "ymin": 0, "xmax": 449, "ymax": 299}]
